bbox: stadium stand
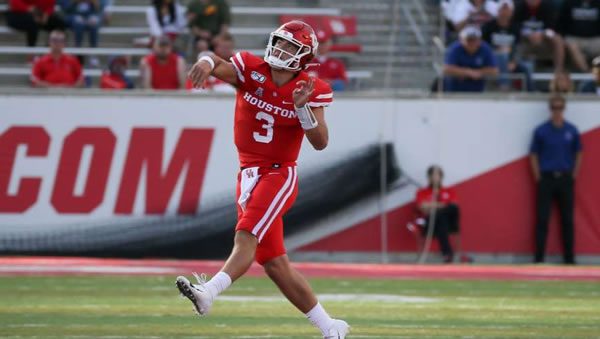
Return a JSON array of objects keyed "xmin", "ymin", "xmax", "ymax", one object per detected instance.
[{"xmin": 0, "ymin": 0, "xmax": 442, "ymax": 90}]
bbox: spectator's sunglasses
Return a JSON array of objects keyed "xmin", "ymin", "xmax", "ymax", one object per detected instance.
[{"xmin": 550, "ymin": 104, "xmax": 565, "ymax": 111}]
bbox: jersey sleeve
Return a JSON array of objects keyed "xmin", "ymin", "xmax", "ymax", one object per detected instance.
[
  {"xmin": 230, "ymin": 51, "xmax": 260, "ymax": 91},
  {"xmin": 308, "ymin": 79, "xmax": 333, "ymax": 108}
]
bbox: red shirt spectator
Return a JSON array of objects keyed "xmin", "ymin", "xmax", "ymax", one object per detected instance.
[
  {"xmin": 100, "ymin": 73, "xmax": 128, "ymax": 89},
  {"xmin": 10, "ymin": 0, "xmax": 55, "ymax": 15},
  {"xmin": 414, "ymin": 165, "xmax": 459, "ymax": 263},
  {"xmin": 100, "ymin": 56, "xmax": 134, "ymax": 90},
  {"xmin": 7, "ymin": 1, "xmax": 65, "ymax": 47},
  {"xmin": 32, "ymin": 54, "xmax": 82, "ymax": 86},
  {"xmin": 415, "ymin": 186, "xmax": 458, "ymax": 217},
  {"xmin": 309, "ymin": 30, "xmax": 348, "ymax": 91},
  {"xmin": 140, "ymin": 35, "xmax": 185, "ymax": 90},
  {"xmin": 143, "ymin": 53, "xmax": 180, "ymax": 89},
  {"xmin": 30, "ymin": 30, "xmax": 83, "ymax": 87},
  {"xmin": 312, "ymin": 56, "xmax": 348, "ymax": 83}
]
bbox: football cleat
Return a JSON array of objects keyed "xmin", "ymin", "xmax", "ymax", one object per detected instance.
[
  {"xmin": 175, "ymin": 273, "xmax": 214, "ymax": 316},
  {"xmin": 324, "ymin": 319, "xmax": 350, "ymax": 339}
]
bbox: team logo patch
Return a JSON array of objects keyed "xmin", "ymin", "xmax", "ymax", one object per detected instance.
[
  {"xmin": 251, "ymin": 71, "xmax": 266, "ymax": 83},
  {"xmin": 255, "ymin": 87, "xmax": 264, "ymax": 97},
  {"xmin": 565, "ymin": 131, "xmax": 573, "ymax": 141}
]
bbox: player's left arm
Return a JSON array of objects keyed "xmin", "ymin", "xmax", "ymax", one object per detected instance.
[{"xmin": 293, "ymin": 77, "xmax": 329, "ymax": 150}]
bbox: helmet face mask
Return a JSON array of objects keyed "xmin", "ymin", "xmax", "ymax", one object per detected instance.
[{"xmin": 264, "ymin": 21, "xmax": 318, "ymax": 71}]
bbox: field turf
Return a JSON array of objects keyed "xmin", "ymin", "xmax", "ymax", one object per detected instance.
[{"xmin": 1, "ymin": 274, "xmax": 599, "ymax": 338}]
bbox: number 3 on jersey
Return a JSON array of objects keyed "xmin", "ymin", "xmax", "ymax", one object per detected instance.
[{"xmin": 253, "ymin": 111, "xmax": 274, "ymax": 143}]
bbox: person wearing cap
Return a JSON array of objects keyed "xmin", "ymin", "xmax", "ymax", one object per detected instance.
[
  {"xmin": 557, "ymin": 0, "xmax": 600, "ymax": 72},
  {"xmin": 482, "ymin": 0, "xmax": 533, "ymax": 91},
  {"xmin": 308, "ymin": 30, "xmax": 348, "ymax": 91},
  {"xmin": 513, "ymin": 0, "xmax": 565, "ymax": 71},
  {"xmin": 530, "ymin": 94, "xmax": 582, "ymax": 265},
  {"xmin": 578, "ymin": 56, "xmax": 600, "ymax": 94},
  {"xmin": 443, "ymin": 25, "xmax": 498, "ymax": 92},
  {"xmin": 100, "ymin": 56, "xmax": 134, "ymax": 90},
  {"xmin": 140, "ymin": 35, "xmax": 186, "ymax": 90}
]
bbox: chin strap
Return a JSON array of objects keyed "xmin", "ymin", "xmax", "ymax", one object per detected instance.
[{"xmin": 295, "ymin": 104, "xmax": 318, "ymax": 130}]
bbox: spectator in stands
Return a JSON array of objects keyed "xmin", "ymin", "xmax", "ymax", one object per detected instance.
[
  {"xmin": 530, "ymin": 94, "xmax": 582, "ymax": 265},
  {"xmin": 100, "ymin": 55, "xmax": 134, "ymax": 90},
  {"xmin": 6, "ymin": 0, "xmax": 66, "ymax": 47},
  {"xmin": 513, "ymin": 0, "xmax": 565, "ymax": 71},
  {"xmin": 578, "ymin": 55, "xmax": 600, "ymax": 94},
  {"xmin": 186, "ymin": 0, "xmax": 231, "ymax": 51},
  {"xmin": 443, "ymin": 25, "xmax": 499, "ymax": 92},
  {"xmin": 442, "ymin": 0, "xmax": 462, "ymax": 21},
  {"xmin": 212, "ymin": 31, "xmax": 234, "ymax": 59},
  {"xmin": 61, "ymin": 0, "xmax": 102, "ymax": 49},
  {"xmin": 482, "ymin": 0, "xmax": 534, "ymax": 91},
  {"xmin": 449, "ymin": 0, "xmax": 495, "ymax": 32},
  {"xmin": 415, "ymin": 165, "xmax": 460, "ymax": 264},
  {"xmin": 557, "ymin": 0, "xmax": 600, "ymax": 72},
  {"xmin": 146, "ymin": 0, "xmax": 186, "ymax": 41},
  {"xmin": 549, "ymin": 71, "xmax": 574, "ymax": 93},
  {"xmin": 185, "ymin": 33, "xmax": 235, "ymax": 92},
  {"xmin": 309, "ymin": 30, "xmax": 348, "ymax": 91},
  {"xmin": 140, "ymin": 35, "xmax": 186, "ymax": 90},
  {"xmin": 30, "ymin": 30, "xmax": 84, "ymax": 87}
]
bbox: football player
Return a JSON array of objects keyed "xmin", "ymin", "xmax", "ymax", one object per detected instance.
[{"xmin": 176, "ymin": 21, "xmax": 350, "ymax": 338}]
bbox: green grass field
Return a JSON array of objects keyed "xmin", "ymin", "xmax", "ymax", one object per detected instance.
[{"xmin": 1, "ymin": 275, "xmax": 599, "ymax": 338}]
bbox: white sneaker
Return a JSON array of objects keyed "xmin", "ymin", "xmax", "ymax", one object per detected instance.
[
  {"xmin": 175, "ymin": 273, "xmax": 214, "ymax": 316},
  {"xmin": 324, "ymin": 319, "xmax": 350, "ymax": 339}
]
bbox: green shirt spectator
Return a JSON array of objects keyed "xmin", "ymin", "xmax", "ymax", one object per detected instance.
[{"xmin": 187, "ymin": 0, "xmax": 231, "ymax": 43}]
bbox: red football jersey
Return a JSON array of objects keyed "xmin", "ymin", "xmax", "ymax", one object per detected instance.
[{"xmin": 230, "ymin": 51, "xmax": 333, "ymax": 167}]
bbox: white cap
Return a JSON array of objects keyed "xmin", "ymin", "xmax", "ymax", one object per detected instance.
[{"xmin": 459, "ymin": 25, "xmax": 482, "ymax": 40}]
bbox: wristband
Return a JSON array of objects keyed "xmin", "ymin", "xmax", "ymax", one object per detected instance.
[
  {"xmin": 295, "ymin": 104, "xmax": 318, "ymax": 130},
  {"xmin": 198, "ymin": 55, "xmax": 215, "ymax": 71}
]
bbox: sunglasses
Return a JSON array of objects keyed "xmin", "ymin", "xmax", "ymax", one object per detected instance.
[{"xmin": 551, "ymin": 105, "xmax": 565, "ymax": 111}]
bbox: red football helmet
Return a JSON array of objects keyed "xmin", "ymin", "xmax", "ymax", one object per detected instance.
[{"xmin": 264, "ymin": 20, "xmax": 318, "ymax": 71}]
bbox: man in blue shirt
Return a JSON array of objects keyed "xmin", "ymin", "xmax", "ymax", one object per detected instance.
[
  {"xmin": 443, "ymin": 25, "xmax": 499, "ymax": 92},
  {"xmin": 530, "ymin": 95, "xmax": 583, "ymax": 264}
]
